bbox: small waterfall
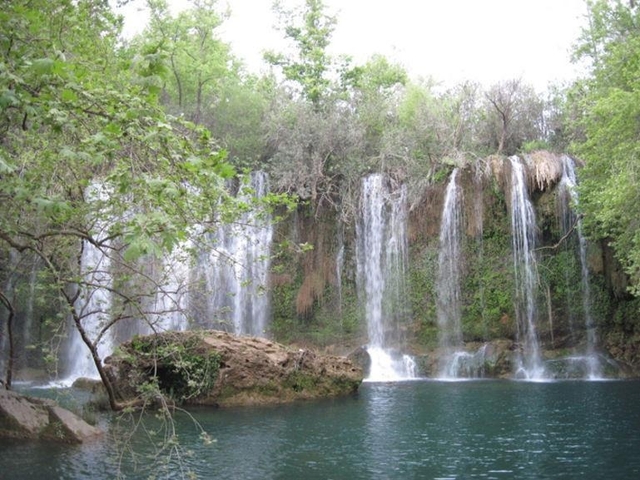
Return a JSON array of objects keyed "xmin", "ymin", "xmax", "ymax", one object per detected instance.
[
  {"xmin": 441, "ymin": 344, "xmax": 489, "ymax": 380},
  {"xmin": 558, "ymin": 156, "xmax": 602, "ymax": 379},
  {"xmin": 64, "ymin": 184, "xmax": 115, "ymax": 383},
  {"xmin": 204, "ymin": 171, "xmax": 273, "ymax": 337},
  {"xmin": 23, "ymin": 257, "xmax": 39, "ymax": 356},
  {"xmin": 356, "ymin": 174, "xmax": 415, "ymax": 381},
  {"xmin": 509, "ymin": 157, "xmax": 545, "ymax": 380},
  {"xmin": 335, "ymin": 226, "xmax": 345, "ymax": 317},
  {"xmin": 436, "ymin": 169, "xmax": 466, "ymax": 378}
]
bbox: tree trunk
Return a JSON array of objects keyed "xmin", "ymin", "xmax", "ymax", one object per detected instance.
[
  {"xmin": 0, "ymin": 291, "xmax": 15, "ymax": 390},
  {"xmin": 498, "ymin": 117, "xmax": 507, "ymax": 155}
]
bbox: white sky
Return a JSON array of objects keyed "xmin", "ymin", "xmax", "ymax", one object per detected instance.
[{"xmin": 121, "ymin": 0, "xmax": 589, "ymax": 91}]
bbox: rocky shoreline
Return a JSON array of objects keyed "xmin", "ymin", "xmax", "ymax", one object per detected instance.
[{"xmin": 0, "ymin": 389, "xmax": 102, "ymax": 443}]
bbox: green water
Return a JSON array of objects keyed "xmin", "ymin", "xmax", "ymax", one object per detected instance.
[{"xmin": 2, "ymin": 380, "xmax": 640, "ymax": 479}]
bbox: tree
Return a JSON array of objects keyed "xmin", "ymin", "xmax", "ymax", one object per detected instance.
[
  {"xmin": 264, "ymin": 0, "xmax": 337, "ymax": 109},
  {"xmin": 264, "ymin": 93, "xmax": 360, "ymax": 210},
  {"xmin": 141, "ymin": 0, "xmax": 231, "ymax": 125},
  {"xmin": 0, "ymin": 0, "xmax": 237, "ymax": 408},
  {"xmin": 135, "ymin": 0, "xmax": 273, "ymax": 169},
  {"xmin": 344, "ymin": 54, "xmax": 408, "ymax": 159},
  {"xmin": 482, "ymin": 79, "xmax": 546, "ymax": 155}
]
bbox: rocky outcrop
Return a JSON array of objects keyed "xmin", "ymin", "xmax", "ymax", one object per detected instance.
[
  {"xmin": 0, "ymin": 389, "xmax": 102, "ymax": 443},
  {"xmin": 106, "ymin": 330, "xmax": 363, "ymax": 407}
]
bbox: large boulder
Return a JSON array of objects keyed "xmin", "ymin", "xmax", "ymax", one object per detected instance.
[
  {"xmin": 0, "ymin": 389, "xmax": 102, "ymax": 443},
  {"xmin": 106, "ymin": 330, "xmax": 363, "ymax": 407}
]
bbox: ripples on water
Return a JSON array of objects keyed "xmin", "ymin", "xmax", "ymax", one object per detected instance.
[{"xmin": 2, "ymin": 380, "xmax": 640, "ymax": 479}]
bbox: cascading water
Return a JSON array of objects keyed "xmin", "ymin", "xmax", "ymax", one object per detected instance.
[
  {"xmin": 435, "ymin": 169, "xmax": 466, "ymax": 378},
  {"xmin": 509, "ymin": 157, "xmax": 545, "ymax": 380},
  {"xmin": 357, "ymin": 174, "xmax": 415, "ymax": 381},
  {"xmin": 63, "ymin": 183, "xmax": 114, "ymax": 383},
  {"xmin": 60, "ymin": 173, "xmax": 273, "ymax": 383},
  {"xmin": 203, "ymin": 171, "xmax": 273, "ymax": 337},
  {"xmin": 558, "ymin": 156, "xmax": 602, "ymax": 379}
]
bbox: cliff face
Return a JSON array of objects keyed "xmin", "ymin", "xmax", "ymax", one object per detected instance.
[{"xmin": 269, "ymin": 152, "xmax": 639, "ymax": 376}]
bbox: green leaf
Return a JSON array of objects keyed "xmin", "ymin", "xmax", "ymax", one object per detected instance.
[
  {"xmin": 0, "ymin": 154, "xmax": 16, "ymax": 174},
  {"xmin": 61, "ymin": 88, "xmax": 77, "ymax": 102},
  {"xmin": 216, "ymin": 162, "xmax": 236, "ymax": 179},
  {"xmin": 31, "ymin": 58, "xmax": 55, "ymax": 76},
  {"xmin": 0, "ymin": 90, "xmax": 20, "ymax": 109}
]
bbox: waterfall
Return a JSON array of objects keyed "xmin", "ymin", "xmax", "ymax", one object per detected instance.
[
  {"xmin": 435, "ymin": 169, "xmax": 467, "ymax": 378},
  {"xmin": 558, "ymin": 156, "xmax": 602, "ymax": 379},
  {"xmin": 357, "ymin": 174, "xmax": 415, "ymax": 381},
  {"xmin": 23, "ymin": 257, "xmax": 39, "ymax": 358},
  {"xmin": 203, "ymin": 171, "xmax": 273, "ymax": 337},
  {"xmin": 63, "ymin": 183, "xmax": 115, "ymax": 383},
  {"xmin": 59, "ymin": 173, "xmax": 273, "ymax": 384},
  {"xmin": 509, "ymin": 157, "xmax": 545, "ymax": 380}
]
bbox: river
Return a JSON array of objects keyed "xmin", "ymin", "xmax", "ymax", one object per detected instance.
[{"xmin": 2, "ymin": 380, "xmax": 640, "ymax": 479}]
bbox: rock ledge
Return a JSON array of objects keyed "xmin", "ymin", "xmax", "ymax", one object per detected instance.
[{"xmin": 106, "ymin": 330, "xmax": 363, "ymax": 407}]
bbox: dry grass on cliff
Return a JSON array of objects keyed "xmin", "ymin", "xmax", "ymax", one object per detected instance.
[
  {"xmin": 525, "ymin": 151, "xmax": 563, "ymax": 191},
  {"xmin": 295, "ymin": 229, "xmax": 336, "ymax": 315}
]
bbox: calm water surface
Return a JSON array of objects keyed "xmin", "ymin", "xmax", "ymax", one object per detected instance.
[{"xmin": 2, "ymin": 380, "xmax": 640, "ymax": 479}]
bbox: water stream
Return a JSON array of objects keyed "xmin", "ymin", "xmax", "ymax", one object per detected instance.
[
  {"xmin": 64, "ymin": 183, "xmax": 115, "ymax": 383},
  {"xmin": 558, "ymin": 155, "xmax": 602, "ymax": 379},
  {"xmin": 435, "ymin": 168, "xmax": 467, "ymax": 378},
  {"xmin": 509, "ymin": 157, "xmax": 545, "ymax": 379},
  {"xmin": 356, "ymin": 174, "xmax": 415, "ymax": 381}
]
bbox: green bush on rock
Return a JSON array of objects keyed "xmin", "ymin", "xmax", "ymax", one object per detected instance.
[{"xmin": 116, "ymin": 332, "xmax": 221, "ymax": 403}]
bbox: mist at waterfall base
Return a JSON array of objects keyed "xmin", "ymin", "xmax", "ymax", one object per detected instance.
[{"xmin": 5, "ymin": 380, "xmax": 640, "ymax": 479}]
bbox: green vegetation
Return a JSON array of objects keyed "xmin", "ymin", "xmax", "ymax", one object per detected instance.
[
  {"xmin": 569, "ymin": 1, "xmax": 640, "ymax": 297},
  {"xmin": 126, "ymin": 333, "xmax": 221, "ymax": 402}
]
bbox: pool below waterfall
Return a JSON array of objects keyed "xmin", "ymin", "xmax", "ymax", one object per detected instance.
[{"xmin": 3, "ymin": 380, "xmax": 640, "ymax": 479}]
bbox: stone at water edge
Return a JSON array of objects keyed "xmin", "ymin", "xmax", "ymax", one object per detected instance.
[{"xmin": 0, "ymin": 389, "xmax": 102, "ymax": 443}]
